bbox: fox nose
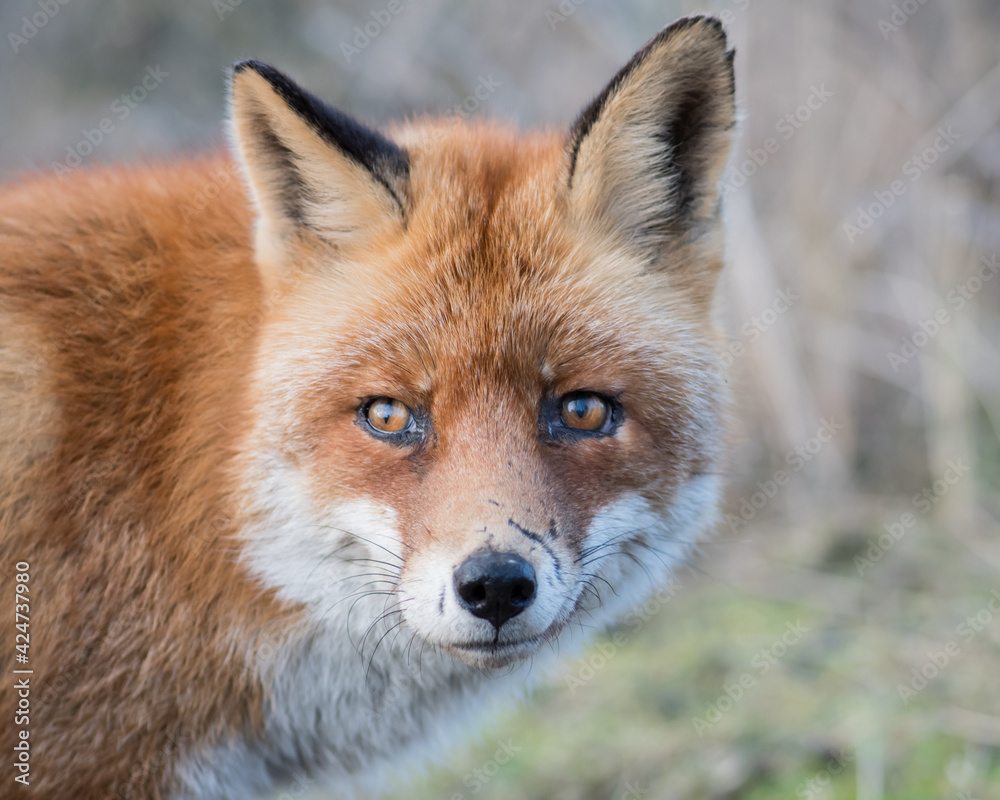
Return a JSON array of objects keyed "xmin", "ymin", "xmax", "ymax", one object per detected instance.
[{"xmin": 454, "ymin": 552, "xmax": 536, "ymax": 630}]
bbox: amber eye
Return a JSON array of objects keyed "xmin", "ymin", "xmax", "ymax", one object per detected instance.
[
  {"xmin": 559, "ymin": 393, "xmax": 610, "ymax": 432},
  {"xmin": 365, "ymin": 397, "xmax": 413, "ymax": 434}
]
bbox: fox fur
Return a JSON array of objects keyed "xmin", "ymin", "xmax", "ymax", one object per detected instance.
[{"xmin": 0, "ymin": 15, "xmax": 736, "ymax": 799}]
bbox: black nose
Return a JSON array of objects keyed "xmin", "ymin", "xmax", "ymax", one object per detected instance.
[{"xmin": 453, "ymin": 552, "xmax": 537, "ymax": 630}]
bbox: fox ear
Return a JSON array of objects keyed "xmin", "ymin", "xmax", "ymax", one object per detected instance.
[
  {"xmin": 228, "ymin": 60, "xmax": 409, "ymax": 276},
  {"xmin": 567, "ymin": 16, "xmax": 735, "ymax": 263}
]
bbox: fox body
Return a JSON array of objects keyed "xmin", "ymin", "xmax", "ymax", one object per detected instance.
[{"xmin": 0, "ymin": 16, "xmax": 736, "ymax": 799}]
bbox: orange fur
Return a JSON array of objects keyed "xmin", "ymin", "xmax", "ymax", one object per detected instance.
[
  {"xmin": 0, "ymin": 163, "xmax": 287, "ymax": 797},
  {"xmin": 1, "ymin": 15, "xmax": 735, "ymax": 798}
]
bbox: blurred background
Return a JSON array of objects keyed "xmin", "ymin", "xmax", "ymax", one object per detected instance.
[{"xmin": 3, "ymin": 0, "xmax": 998, "ymax": 797}]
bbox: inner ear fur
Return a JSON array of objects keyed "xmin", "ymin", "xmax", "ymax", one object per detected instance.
[
  {"xmin": 228, "ymin": 60, "xmax": 410, "ymax": 275},
  {"xmin": 567, "ymin": 16, "xmax": 736, "ymax": 263}
]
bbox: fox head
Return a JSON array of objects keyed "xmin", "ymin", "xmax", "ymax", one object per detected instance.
[{"xmin": 228, "ymin": 16, "xmax": 735, "ymax": 669}]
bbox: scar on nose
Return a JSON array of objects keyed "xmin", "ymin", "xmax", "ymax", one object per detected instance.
[
  {"xmin": 507, "ymin": 518, "xmax": 544, "ymax": 544},
  {"xmin": 508, "ymin": 517, "xmax": 563, "ymax": 578},
  {"xmin": 487, "ymin": 499, "xmax": 501, "ymax": 507}
]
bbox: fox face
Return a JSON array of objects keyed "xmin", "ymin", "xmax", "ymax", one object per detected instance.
[{"xmin": 230, "ymin": 16, "xmax": 735, "ymax": 671}]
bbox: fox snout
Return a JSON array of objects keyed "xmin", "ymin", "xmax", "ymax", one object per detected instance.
[{"xmin": 454, "ymin": 551, "xmax": 538, "ymax": 630}]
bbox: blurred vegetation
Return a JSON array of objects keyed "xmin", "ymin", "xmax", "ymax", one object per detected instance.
[{"xmin": 2, "ymin": 0, "xmax": 999, "ymax": 798}]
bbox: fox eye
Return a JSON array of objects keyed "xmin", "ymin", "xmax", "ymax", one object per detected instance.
[
  {"xmin": 364, "ymin": 397, "xmax": 413, "ymax": 434},
  {"xmin": 559, "ymin": 392, "xmax": 610, "ymax": 432}
]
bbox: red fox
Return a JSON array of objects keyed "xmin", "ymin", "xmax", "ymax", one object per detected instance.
[{"xmin": 0, "ymin": 15, "xmax": 735, "ymax": 799}]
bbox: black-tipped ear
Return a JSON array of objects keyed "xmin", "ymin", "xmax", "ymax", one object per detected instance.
[
  {"xmin": 567, "ymin": 16, "xmax": 736, "ymax": 259},
  {"xmin": 229, "ymin": 60, "xmax": 409, "ymax": 277}
]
